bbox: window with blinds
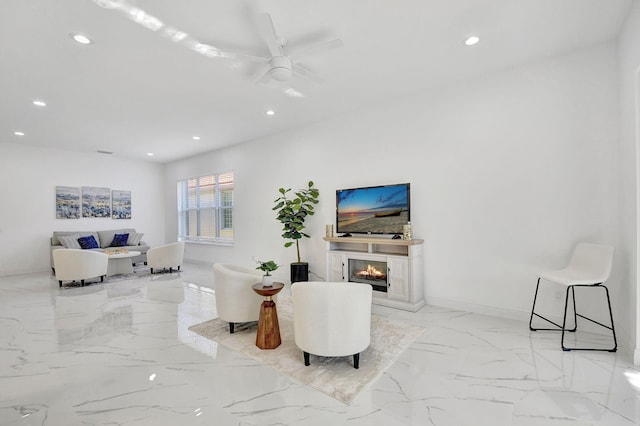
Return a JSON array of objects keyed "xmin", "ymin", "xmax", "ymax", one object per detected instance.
[{"xmin": 177, "ymin": 172, "xmax": 234, "ymax": 244}]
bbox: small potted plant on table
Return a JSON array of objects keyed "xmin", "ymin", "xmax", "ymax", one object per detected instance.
[{"xmin": 256, "ymin": 260, "xmax": 279, "ymax": 287}]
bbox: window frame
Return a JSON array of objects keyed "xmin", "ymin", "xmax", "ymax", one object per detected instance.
[{"xmin": 177, "ymin": 171, "xmax": 234, "ymax": 246}]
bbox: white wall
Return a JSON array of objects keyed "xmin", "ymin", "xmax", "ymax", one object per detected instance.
[
  {"xmin": 0, "ymin": 143, "xmax": 166, "ymax": 275},
  {"xmin": 618, "ymin": 0, "xmax": 640, "ymax": 364},
  {"xmin": 165, "ymin": 40, "xmax": 625, "ymax": 342}
]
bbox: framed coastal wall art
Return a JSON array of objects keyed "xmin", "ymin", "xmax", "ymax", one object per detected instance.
[
  {"xmin": 55, "ymin": 186, "xmax": 80, "ymax": 219},
  {"xmin": 111, "ymin": 190, "xmax": 132, "ymax": 219},
  {"xmin": 81, "ymin": 186, "xmax": 111, "ymax": 218}
]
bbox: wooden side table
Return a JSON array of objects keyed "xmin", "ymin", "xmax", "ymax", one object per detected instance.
[{"xmin": 252, "ymin": 282, "xmax": 285, "ymax": 350}]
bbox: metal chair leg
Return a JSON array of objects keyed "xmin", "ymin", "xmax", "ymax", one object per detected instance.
[
  {"xmin": 530, "ymin": 277, "xmax": 565, "ymax": 331},
  {"xmin": 528, "ymin": 278, "xmax": 542, "ymax": 330},
  {"xmin": 561, "ymin": 284, "xmax": 617, "ymax": 352},
  {"xmin": 561, "ymin": 286, "xmax": 573, "ymax": 351}
]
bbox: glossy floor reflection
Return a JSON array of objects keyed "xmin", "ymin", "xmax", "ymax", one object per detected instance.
[{"xmin": 1, "ymin": 262, "xmax": 639, "ymax": 425}]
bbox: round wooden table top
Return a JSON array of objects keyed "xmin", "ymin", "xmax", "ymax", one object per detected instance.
[{"xmin": 252, "ymin": 282, "xmax": 285, "ymax": 297}]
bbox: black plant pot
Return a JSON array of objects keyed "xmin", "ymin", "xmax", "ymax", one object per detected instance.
[{"xmin": 290, "ymin": 262, "xmax": 309, "ymax": 283}]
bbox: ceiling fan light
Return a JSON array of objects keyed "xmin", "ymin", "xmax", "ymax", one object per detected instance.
[
  {"xmin": 269, "ymin": 56, "xmax": 293, "ymax": 81},
  {"xmin": 271, "ymin": 67, "xmax": 292, "ymax": 81}
]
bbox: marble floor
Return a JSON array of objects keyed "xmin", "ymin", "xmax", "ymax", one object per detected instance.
[{"xmin": 1, "ymin": 262, "xmax": 640, "ymax": 426}]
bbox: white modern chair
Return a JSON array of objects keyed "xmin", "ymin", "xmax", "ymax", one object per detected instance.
[
  {"xmin": 147, "ymin": 241, "xmax": 185, "ymax": 274},
  {"xmin": 529, "ymin": 242, "xmax": 616, "ymax": 352},
  {"xmin": 52, "ymin": 249, "xmax": 109, "ymax": 287},
  {"xmin": 213, "ymin": 263, "xmax": 265, "ymax": 334},
  {"xmin": 291, "ymin": 281, "xmax": 372, "ymax": 369}
]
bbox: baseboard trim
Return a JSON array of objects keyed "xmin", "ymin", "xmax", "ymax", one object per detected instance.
[
  {"xmin": 427, "ymin": 296, "xmax": 531, "ymax": 322},
  {"xmin": 183, "ymin": 258, "xmax": 213, "ymax": 267},
  {"xmin": 427, "ymin": 296, "xmax": 632, "ymax": 359}
]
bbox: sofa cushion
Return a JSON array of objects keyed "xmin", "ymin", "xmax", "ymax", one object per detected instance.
[
  {"xmin": 58, "ymin": 234, "xmax": 82, "ymax": 249},
  {"xmin": 52, "ymin": 231, "xmax": 99, "ymax": 246},
  {"xmin": 97, "ymin": 228, "xmax": 137, "ymax": 248},
  {"xmin": 78, "ymin": 235, "xmax": 100, "ymax": 249},
  {"xmin": 128, "ymin": 232, "xmax": 144, "ymax": 246},
  {"xmin": 110, "ymin": 233, "xmax": 129, "ymax": 247}
]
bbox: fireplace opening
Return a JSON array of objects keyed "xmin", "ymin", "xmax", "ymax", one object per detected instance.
[{"xmin": 348, "ymin": 259, "xmax": 388, "ymax": 293}]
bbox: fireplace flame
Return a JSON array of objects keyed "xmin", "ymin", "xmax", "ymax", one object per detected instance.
[{"xmin": 356, "ymin": 264, "xmax": 385, "ymax": 278}]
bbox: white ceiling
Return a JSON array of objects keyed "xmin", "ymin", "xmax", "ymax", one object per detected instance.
[{"xmin": 0, "ymin": 0, "xmax": 633, "ymax": 163}]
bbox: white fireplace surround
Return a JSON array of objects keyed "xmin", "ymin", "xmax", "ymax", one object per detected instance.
[{"xmin": 324, "ymin": 237, "xmax": 424, "ymax": 312}]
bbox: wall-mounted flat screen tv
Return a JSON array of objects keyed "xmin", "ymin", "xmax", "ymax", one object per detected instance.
[{"xmin": 336, "ymin": 183, "xmax": 410, "ymax": 235}]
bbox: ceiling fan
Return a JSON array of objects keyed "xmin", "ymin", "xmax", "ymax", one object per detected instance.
[
  {"xmin": 90, "ymin": 0, "xmax": 344, "ymax": 97},
  {"xmin": 249, "ymin": 13, "xmax": 343, "ymax": 87}
]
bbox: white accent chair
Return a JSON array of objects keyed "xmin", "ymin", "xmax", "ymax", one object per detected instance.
[
  {"xmin": 213, "ymin": 263, "xmax": 265, "ymax": 334},
  {"xmin": 147, "ymin": 242, "xmax": 185, "ymax": 274},
  {"xmin": 52, "ymin": 249, "xmax": 109, "ymax": 288},
  {"xmin": 529, "ymin": 242, "xmax": 616, "ymax": 352},
  {"xmin": 291, "ymin": 281, "xmax": 372, "ymax": 369}
]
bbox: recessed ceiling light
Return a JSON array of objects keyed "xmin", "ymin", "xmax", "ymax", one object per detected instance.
[
  {"xmin": 147, "ymin": 153, "xmax": 154, "ymax": 156},
  {"xmin": 266, "ymin": 110, "xmax": 276, "ymax": 116},
  {"xmin": 464, "ymin": 35, "xmax": 480, "ymax": 46},
  {"xmin": 14, "ymin": 131, "xmax": 24, "ymax": 136},
  {"xmin": 192, "ymin": 136, "xmax": 200, "ymax": 140},
  {"xmin": 70, "ymin": 33, "xmax": 93, "ymax": 45},
  {"xmin": 33, "ymin": 100, "xmax": 46, "ymax": 107}
]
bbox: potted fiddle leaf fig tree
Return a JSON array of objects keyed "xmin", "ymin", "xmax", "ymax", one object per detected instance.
[{"xmin": 273, "ymin": 180, "xmax": 320, "ymax": 282}]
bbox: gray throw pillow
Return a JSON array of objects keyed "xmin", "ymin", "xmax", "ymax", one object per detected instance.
[
  {"xmin": 58, "ymin": 234, "xmax": 81, "ymax": 249},
  {"xmin": 127, "ymin": 232, "xmax": 144, "ymax": 246}
]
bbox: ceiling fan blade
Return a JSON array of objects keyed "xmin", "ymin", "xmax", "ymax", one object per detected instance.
[
  {"xmin": 290, "ymin": 38, "xmax": 344, "ymax": 60},
  {"xmin": 256, "ymin": 13, "xmax": 284, "ymax": 57},
  {"xmin": 252, "ymin": 63, "xmax": 273, "ymax": 84},
  {"xmin": 186, "ymin": 39, "xmax": 269, "ymax": 63},
  {"xmin": 293, "ymin": 63, "xmax": 324, "ymax": 84},
  {"xmin": 234, "ymin": 52, "xmax": 270, "ymax": 64}
]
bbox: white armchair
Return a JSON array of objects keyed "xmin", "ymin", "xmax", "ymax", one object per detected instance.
[
  {"xmin": 291, "ymin": 281, "xmax": 372, "ymax": 369},
  {"xmin": 147, "ymin": 242, "xmax": 185, "ymax": 274},
  {"xmin": 213, "ymin": 263, "xmax": 265, "ymax": 334},
  {"xmin": 52, "ymin": 249, "xmax": 109, "ymax": 287}
]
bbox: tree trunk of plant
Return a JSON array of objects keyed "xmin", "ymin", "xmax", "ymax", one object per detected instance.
[{"xmin": 295, "ymin": 240, "xmax": 301, "ymax": 263}]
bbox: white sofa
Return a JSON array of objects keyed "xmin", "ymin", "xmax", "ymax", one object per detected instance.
[
  {"xmin": 291, "ymin": 281, "xmax": 372, "ymax": 369},
  {"xmin": 213, "ymin": 263, "xmax": 265, "ymax": 334},
  {"xmin": 50, "ymin": 228, "xmax": 149, "ymax": 271}
]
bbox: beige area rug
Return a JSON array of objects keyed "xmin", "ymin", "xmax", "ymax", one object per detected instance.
[{"xmin": 188, "ymin": 296, "xmax": 426, "ymax": 405}]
